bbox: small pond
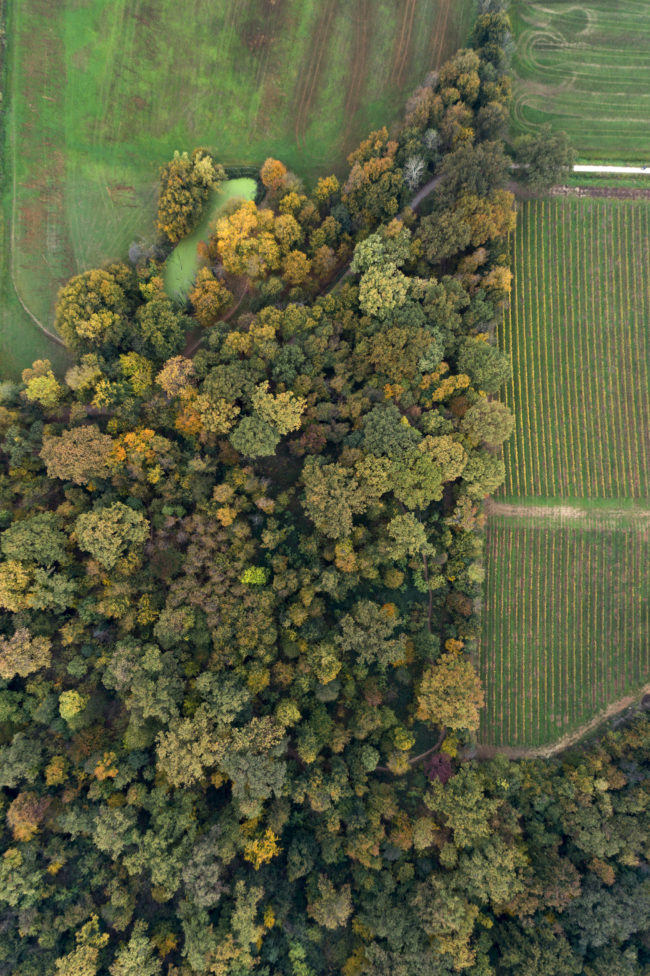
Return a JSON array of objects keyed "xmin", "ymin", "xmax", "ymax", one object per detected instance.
[{"xmin": 163, "ymin": 177, "xmax": 257, "ymax": 299}]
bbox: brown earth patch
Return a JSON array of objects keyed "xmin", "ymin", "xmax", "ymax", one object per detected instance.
[
  {"xmin": 250, "ymin": 0, "xmax": 290, "ymax": 141},
  {"xmin": 390, "ymin": 0, "xmax": 417, "ymax": 89},
  {"xmin": 430, "ymin": 0, "xmax": 452, "ymax": 68},
  {"xmin": 484, "ymin": 499, "xmax": 582, "ymax": 521},
  {"xmin": 293, "ymin": 0, "xmax": 339, "ymax": 149},
  {"xmin": 484, "ymin": 499, "xmax": 650, "ymax": 526},
  {"xmin": 552, "ymin": 184, "xmax": 650, "ymax": 200}
]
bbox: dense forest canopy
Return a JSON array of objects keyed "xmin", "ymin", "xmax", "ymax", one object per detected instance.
[{"xmin": 1, "ymin": 9, "xmax": 649, "ymax": 975}]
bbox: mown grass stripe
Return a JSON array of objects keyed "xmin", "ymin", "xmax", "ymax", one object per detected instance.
[
  {"xmin": 631, "ymin": 205, "xmax": 650, "ymax": 495},
  {"xmin": 532, "ymin": 202, "xmax": 550, "ymax": 493},
  {"xmin": 547, "ymin": 199, "xmax": 569, "ymax": 493}
]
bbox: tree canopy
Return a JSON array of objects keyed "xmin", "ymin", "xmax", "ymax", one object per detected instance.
[{"xmin": 0, "ymin": 20, "xmax": 646, "ymax": 976}]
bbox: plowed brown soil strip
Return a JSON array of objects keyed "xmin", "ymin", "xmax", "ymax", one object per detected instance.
[
  {"xmin": 430, "ymin": 0, "xmax": 452, "ymax": 69},
  {"xmin": 253, "ymin": 0, "xmax": 291, "ymax": 140},
  {"xmin": 390, "ymin": 0, "xmax": 417, "ymax": 88},
  {"xmin": 293, "ymin": 0, "xmax": 339, "ymax": 148},
  {"xmin": 342, "ymin": 0, "xmax": 370, "ymax": 152}
]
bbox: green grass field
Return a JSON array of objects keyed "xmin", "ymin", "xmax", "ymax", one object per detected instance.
[
  {"xmin": 510, "ymin": 0, "xmax": 650, "ymax": 161},
  {"xmin": 480, "ymin": 510, "xmax": 649, "ymax": 747},
  {"xmin": 0, "ymin": 0, "xmax": 475, "ymax": 378},
  {"xmin": 499, "ymin": 198, "xmax": 650, "ymax": 500},
  {"xmin": 479, "ymin": 196, "xmax": 650, "ymax": 748}
]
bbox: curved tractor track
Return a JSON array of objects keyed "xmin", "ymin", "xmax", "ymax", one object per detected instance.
[{"xmin": 474, "ymin": 684, "xmax": 650, "ymax": 760}]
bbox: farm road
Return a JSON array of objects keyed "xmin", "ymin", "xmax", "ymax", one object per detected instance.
[
  {"xmin": 485, "ymin": 499, "xmax": 650, "ymax": 526},
  {"xmin": 574, "ymin": 164, "xmax": 650, "ymax": 174},
  {"xmin": 473, "ymin": 682, "xmax": 650, "ymax": 760}
]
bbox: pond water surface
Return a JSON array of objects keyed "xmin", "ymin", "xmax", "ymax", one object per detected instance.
[{"xmin": 163, "ymin": 177, "xmax": 257, "ymax": 299}]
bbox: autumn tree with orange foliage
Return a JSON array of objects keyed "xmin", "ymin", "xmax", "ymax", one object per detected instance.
[
  {"xmin": 342, "ymin": 127, "xmax": 404, "ymax": 226},
  {"xmin": 157, "ymin": 148, "xmax": 225, "ymax": 243},
  {"xmin": 189, "ymin": 268, "xmax": 233, "ymax": 327},
  {"xmin": 415, "ymin": 651, "xmax": 485, "ymax": 731},
  {"xmin": 260, "ymin": 157, "xmax": 288, "ymax": 193}
]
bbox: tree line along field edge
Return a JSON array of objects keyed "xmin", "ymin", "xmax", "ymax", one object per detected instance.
[{"xmin": 0, "ymin": 0, "xmax": 476, "ymax": 380}]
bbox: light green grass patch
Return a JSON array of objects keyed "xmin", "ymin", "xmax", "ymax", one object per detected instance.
[{"xmin": 510, "ymin": 0, "xmax": 650, "ymax": 160}]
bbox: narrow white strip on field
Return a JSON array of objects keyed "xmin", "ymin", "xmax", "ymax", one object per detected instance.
[{"xmin": 574, "ymin": 164, "xmax": 650, "ymax": 174}]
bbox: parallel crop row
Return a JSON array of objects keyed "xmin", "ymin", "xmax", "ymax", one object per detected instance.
[
  {"xmin": 479, "ymin": 516, "xmax": 650, "ymax": 747},
  {"xmin": 499, "ymin": 197, "xmax": 650, "ymax": 500}
]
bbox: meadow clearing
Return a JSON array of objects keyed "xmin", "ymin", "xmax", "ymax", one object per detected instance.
[
  {"xmin": 0, "ymin": 0, "xmax": 475, "ymax": 377},
  {"xmin": 479, "ymin": 195, "xmax": 650, "ymax": 748},
  {"xmin": 509, "ymin": 0, "xmax": 650, "ymax": 160}
]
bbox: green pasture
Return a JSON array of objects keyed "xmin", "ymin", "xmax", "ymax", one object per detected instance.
[
  {"xmin": 163, "ymin": 178, "xmax": 257, "ymax": 300},
  {"xmin": 479, "ymin": 512, "xmax": 650, "ymax": 747},
  {"xmin": 510, "ymin": 0, "xmax": 650, "ymax": 160},
  {"xmin": 0, "ymin": 0, "xmax": 476, "ymax": 379},
  {"xmin": 498, "ymin": 197, "xmax": 650, "ymax": 500}
]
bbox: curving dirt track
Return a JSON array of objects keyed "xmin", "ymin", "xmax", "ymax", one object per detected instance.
[
  {"xmin": 293, "ymin": 0, "xmax": 339, "ymax": 149},
  {"xmin": 474, "ymin": 683, "xmax": 650, "ymax": 760}
]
